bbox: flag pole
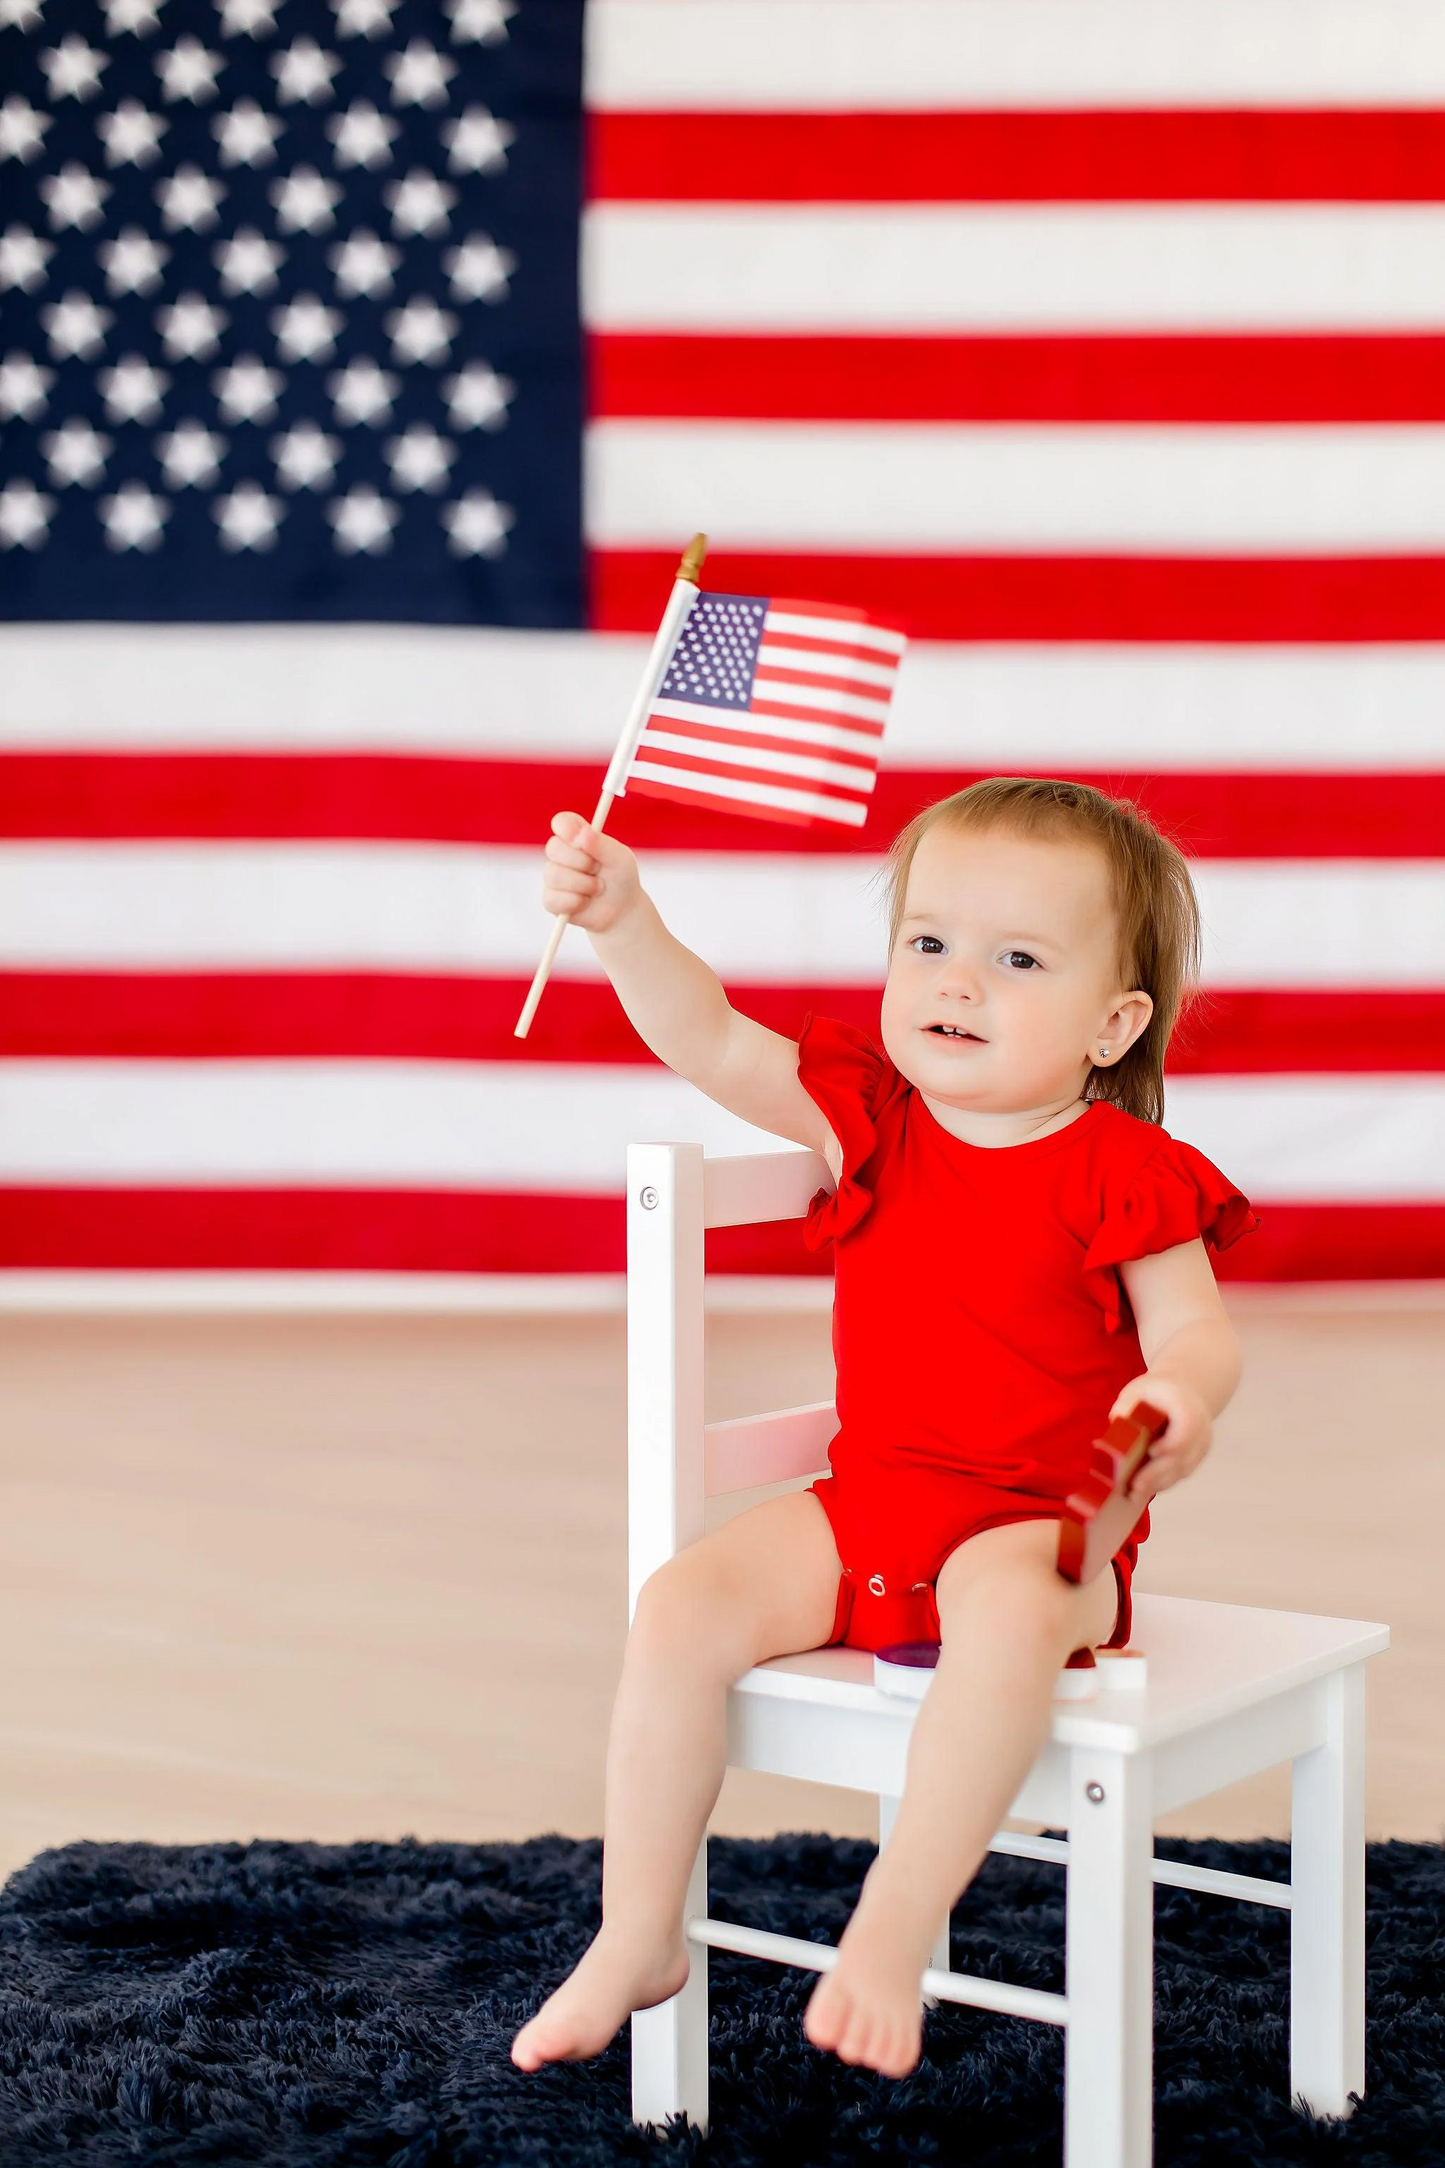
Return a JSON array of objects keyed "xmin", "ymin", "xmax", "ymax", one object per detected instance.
[{"xmin": 513, "ymin": 533, "xmax": 708, "ymax": 1040}]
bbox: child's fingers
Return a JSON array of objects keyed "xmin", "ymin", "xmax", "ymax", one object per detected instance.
[{"xmin": 544, "ymin": 833, "xmax": 600, "ymax": 874}]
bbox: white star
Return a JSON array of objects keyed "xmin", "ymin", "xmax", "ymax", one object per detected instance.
[
  {"xmin": 440, "ymin": 103, "xmax": 511, "ymax": 174},
  {"xmin": 326, "ymin": 98, "xmax": 396, "ymax": 168},
  {"xmin": 97, "ymin": 352, "xmax": 168, "ymax": 422},
  {"xmin": 442, "ymin": 486, "xmax": 511, "ymax": 557},
  {"xmin": 0, "ymin": 353, "xmax": 53, "ymax": 420},
  {"xmin": 384, "ymin": 294, "xmax": 455, "ymax": 367},
  {"xmin": 442, "ymin": 359, "xmax": 512, "ymax": 431},
  {"xmin": 443, "ymin": 231, "xmax": 513, "ymax": 304},
  {"xmin": 213, "ymin": 226, "xmax": 284, "ymax": 295},
  {"xmin": 214, "ymin": 478, "xmax": 282, "ymax": 549},
  {"xmin": 155, "ymin": 417, "xmax": 225, "ymax": 487},
  {"xmin": 0, "ymin": 224, "xmax": 52, "ymax": 292},
  {"xmin": 211, "ymin": 98, "xmax": 282, "ymax": 165},
  {"xmin": 37, "ymin": 163, "xmax": 109, "ymax": 231},
  {"xmin": 155, "ymin": 290, "xmax": 226, "ymax": 359},
  {"xmin": 155, "ymin": 163, "xmax": 226, "ymax": 230},
  {"xmin": 384, "ymin": 168, "xmax": 453, "ymax": 238},
  {"xmin": 384, "ymin": 421, "xmax": 452, "ymax": 494},
  {"xmin": 271, "ymin": 291, "xmax": 342, "ymax": 362},
  {"xmin": 98, "ymin": 225, "xmax": 169, "ymax": 294},
  {"xmin": 104, "ymin": 0, "xmax": 163, "ymax": 33},
  {"xmin": 39, "ymin": 289, "xmax": 111, "ymax": 358},
  {"xmin": 270, "ymin": 418, "xmax": 338, "ymax": 489},
  {"xmin": 331, "ymin": 0, "xmax": 395, "ymax": 36},
  {"xmin": 271, "ymin": 37, "xmax": 341, "ymax": 104},
  {"xmin": 218, "ymin": 0, "xmax": 277, "ymax": 32},
  {"xmin": 96, "ymin": 97, "xmax": 168, "ymax": 165},
  {"xmin": 0, "ymin": 96, "xmax": 51, "ymax": 163},
  {"xmin": 327, "ymin": 226, "xmax": 397, "ymax": 298},
  {"xmin": 328, "ymin": 483, "xmax": 395, "ymax": 553},
  {"xmin": 41, "ymin": 416, "xmax": 110, "ymax": 486},
  {"xmin": 0, "ymin": 479, "xmax": 53, "ymax": 549},
  {"xmin": 270, "ymin": 165, "xmax": 340, "ymax": 233},
  {"xmin": 154, "ymin": 36, "xmax": 223, "ymax": 102},
  {"xmin": 445, "ymin": 0, "xmax": 512, "ymax": 40},
  {"xmin": 39, "ymin": 35, "xmax": 108, "ymax": 100},
  {"xmin": 326, "ymin": 355, "xmax": 395, "ymax": 425},
  {"xmin": 212, "ymin": 353, "xmax": 283, "ymax": 423},
  {"xmin": 100, "ymin": 480, "xmax": 168, "ymax": 550},
  {"xmin": 383, "ymin": 37, "xmax": 453, "ymax": 107},
  {"xmin": 0, "ymin": 0, "xmax": 44, "ymax": 30}
]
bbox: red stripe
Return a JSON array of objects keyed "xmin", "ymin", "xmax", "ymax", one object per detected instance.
[
  {"xmin": 753, "ymin": 663, "xmax": 891, "ymax": 702},
  {"xmin": 0, "ymin": 1186, "xmax": 1440, "ymax": 1280},
  {"xmin": 1, "ymin": 754, "xmax": 1440, "ymax": 856},
  {"xmin": 590, "ymin": 110, "xmax": 1445, "ymax": 203},
  {"xmin": 595, "ymin": 549, "xmax": 1445, "ymax": 644},
  {"xmin": 0, "ymin": 976, "xmax": 1439, "ymax": 1071},
  {"xmin": 642, "ymin": 716, "xmax": 877, "ymax": 771},
  {"xmin": 761, "ymin": 630, "xmax": 901, "ymax": 669},
  {"xmin": 593, "ymin": 333, "xmax": 1445, "ymax": 425},
  {"xmin": 625, "ymin": 774, "xmax": 830, "ymax": 828}
]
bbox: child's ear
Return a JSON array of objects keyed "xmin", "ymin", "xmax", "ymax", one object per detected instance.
[{"xmin": 1095, "ymin": 990, "xmax": 1153, "ymax": 1064}]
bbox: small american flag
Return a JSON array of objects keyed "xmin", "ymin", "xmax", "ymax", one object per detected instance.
[{"xmin": 617, "ymin": 590, "xmax": 906, "ymax": 829}]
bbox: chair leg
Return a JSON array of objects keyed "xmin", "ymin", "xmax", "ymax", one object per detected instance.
[
  {"xmin": 631, "ymin": 1841, "xmax": 710, "ymax": 2130},
  {"xmin": 1065, "ymin": 1748, "xmax": 1153, "ymax": 2168},
  {"xmin": 1290, "ymin": 1664, "xmax": 1366, "ymax": 2119},
  {"xmin": 878, "ymin": 1794, "xmax": 950, "ymax": 1972}
]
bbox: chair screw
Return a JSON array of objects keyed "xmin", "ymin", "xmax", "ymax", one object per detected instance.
[
  {"xmin": 1085, "ymin": 1781, "xmax": 1106, "ymax": 1804},
  {"xmin": 638, "ymin": 1186, "xmax": 659, "ymax": 1210}
]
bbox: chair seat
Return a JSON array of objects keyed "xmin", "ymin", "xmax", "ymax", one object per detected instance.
[{"xmin": 733, "ymin": 1591, "xmax": 1387, "ymax": 1757}]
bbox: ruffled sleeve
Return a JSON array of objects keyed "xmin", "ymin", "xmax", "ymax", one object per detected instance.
[
  {"xmin": 796, "ymin": 1011, "xmax": 908, "ymax": 1249},
  {"xmin": 1083, "ymin": 1134, "xmax": 1260, "ymax": 1331}
]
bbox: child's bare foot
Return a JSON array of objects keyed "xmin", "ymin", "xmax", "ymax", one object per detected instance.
[
  {"xmin": 802, "ymin": 1913, "xmax": 933, "ymax": 2079},
  {"xmin": 511, "ymin": 1930, "xmax": 689, "ymax": 2071}
]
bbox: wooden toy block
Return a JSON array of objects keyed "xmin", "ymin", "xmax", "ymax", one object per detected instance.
[{"xmin": 1055, "ymin": 1401, "xmax": 1169, "ymax": 1589}]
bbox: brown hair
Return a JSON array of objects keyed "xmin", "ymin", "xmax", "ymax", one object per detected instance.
[{"xmin": 878, "ymin": 776, "xmax": 1201, "ymax": 1125}]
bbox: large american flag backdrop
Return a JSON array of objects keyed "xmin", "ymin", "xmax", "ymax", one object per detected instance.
[{"xmin": 1, "ymin": 0, "xmax": 1442, "ymax": 1285}]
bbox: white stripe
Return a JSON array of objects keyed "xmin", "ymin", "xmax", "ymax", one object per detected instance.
[
  {"xmin": 1164, "ymin": 1078, "xmax": 1445, "ymax": 1202},
  {"xmin": 626, "ymin": 761, "xmax": 870, "ymax": 825},
  {"xmin": 590, "ymin": 420, "xmax": 1445, "ymax": 553},
  {"xmin": 757, "ymin": 643, "xmax": 899, "ymax": 691},
  {"xmin": 636, "ymin": 728, "xmax": 877, "ymax": 790},
  {"xmin": 0, "ymin": 846, "xmax": 1440, "ymax": 988},
  {"xmin": 587, "ymin": 0, "xmax": 1445, "ymax": 108},
  {"xmin": 585, "ymin": 206, "xmax": 1445, "ymax": 335},
  {"xmin": 0, "ymin": 1062, "xmax": 1439, "ymax": 1200},
  {"xmin": 3, "ymin": 628, "xmax": 1442, "ymax": 769},
  {"xmin": 752, "ymin": 678, "xmax": 893, "ymax": 725},
  {"xmin": 650, "ymin": 697, "xmax": 882, "ymax": 760},
  {"xmin": 764, "ymin": 611, "xmax": 907, "ymax": 657}
]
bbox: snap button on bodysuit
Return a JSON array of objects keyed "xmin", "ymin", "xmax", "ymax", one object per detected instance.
[{"xmin": 867, "ymin": 1573, "xmax": 886, "ymax": 1597}]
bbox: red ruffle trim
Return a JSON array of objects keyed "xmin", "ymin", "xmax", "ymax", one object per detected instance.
[
  {"xmin": 1083, "ymin": 1136, "xmax": 1260, "ymax": 1331},
  {"xmin": 795, "ymin": 1011, "xmax": 908, "ymax": 1250}
]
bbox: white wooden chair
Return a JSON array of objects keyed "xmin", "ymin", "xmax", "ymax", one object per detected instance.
[{"xmin": 625, "ymin": 1140, "xmax": 1389, "ymax": 2168}]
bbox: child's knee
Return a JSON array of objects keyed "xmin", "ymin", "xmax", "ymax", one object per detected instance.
[
  {"xmin": 631, "ymin": 1552, "xmax": 743, "ymax": 1668},
  {"xmin": 939, "ymin": 1542, "xmax": 1074, "ymax": 1646}
]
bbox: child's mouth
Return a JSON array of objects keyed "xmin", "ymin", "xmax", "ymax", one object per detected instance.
[{"xmin": 926, "ymin": 1024, "xmax": 984, "ymax": 1043}]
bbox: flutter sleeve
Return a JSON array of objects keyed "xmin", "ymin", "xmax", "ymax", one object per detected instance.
[
  {"xmin": 1083, "ymin": 1132, "xmax": 1260, "ymax": 1331},
  {"xmin": 796, "ymin": 1011, "xmax": 908, "ymax": 1249}
]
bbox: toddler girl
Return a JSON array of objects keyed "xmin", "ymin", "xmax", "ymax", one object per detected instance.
[{"xmin": 512, "ymin": 776, "xmax": 1255, "ymax": 2082}]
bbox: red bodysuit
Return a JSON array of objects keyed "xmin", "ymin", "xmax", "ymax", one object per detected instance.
[{"xmin": 796, "ymin": 1012, "xmax": 1258, "ymax": 1653}]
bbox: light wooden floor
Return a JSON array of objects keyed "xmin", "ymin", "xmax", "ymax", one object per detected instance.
[{"xmin": 0, "ymin": 1292, "xmax": 1439, "ymax": 1885}]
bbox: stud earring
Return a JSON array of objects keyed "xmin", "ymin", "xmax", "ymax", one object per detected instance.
[{"xmin": 1098, "ymin": 1047, "xmax": 1109, "ymax": 1061}]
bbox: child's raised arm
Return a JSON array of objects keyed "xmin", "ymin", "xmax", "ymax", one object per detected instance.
[{"xmin": 541, "ymin": 811, "xmax": 841, "ymax": 1174}]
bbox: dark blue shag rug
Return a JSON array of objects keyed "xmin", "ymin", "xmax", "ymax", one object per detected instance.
[{"xmin": 0, "ymin": 1832, "xmax": 1442, "ymax": 2165}]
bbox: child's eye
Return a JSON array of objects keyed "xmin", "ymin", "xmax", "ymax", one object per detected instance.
[
  {"xmin": 909, "ymin": 935, "xmax": 944, "ymax": 955},
  {"xmin": 1000, "ymin": 950, "xmax": 1041, "ymax": 971}
]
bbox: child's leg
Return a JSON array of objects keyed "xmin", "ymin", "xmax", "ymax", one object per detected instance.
[
  {"xmin": 512, "ymin": 1487, "xmax": 842, "ymax": 2070},
  {"xmin": 804, "ymin": 1519, "xmax": 1118, "ymax": 2078}
]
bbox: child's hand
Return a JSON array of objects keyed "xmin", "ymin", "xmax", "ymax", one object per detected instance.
[
  {"xmin": 542, "ymin": 811, "xmax": 643, "ymax": 935},
  {"xmin": 1111, "ymin": 1374, "xmax": 1213, "ymax": 1502}
]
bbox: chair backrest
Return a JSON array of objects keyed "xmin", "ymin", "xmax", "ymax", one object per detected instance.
[{"xmin": 626, "ymin": 1141, "xmax": 838, "ymax": 1616}]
